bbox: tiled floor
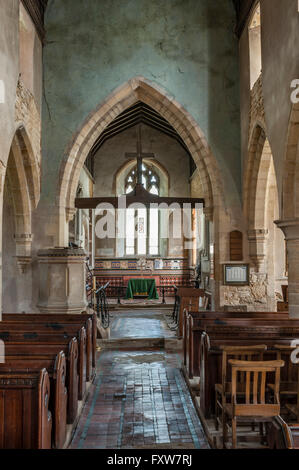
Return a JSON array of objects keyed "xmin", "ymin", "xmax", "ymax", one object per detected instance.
[
  {"xmin": 70, "ymin": 310, "xmax": 209, "ymax": 449},
  {"xmin": 110, "ymin": 310, "xmax": 175, "ymax": 339}
]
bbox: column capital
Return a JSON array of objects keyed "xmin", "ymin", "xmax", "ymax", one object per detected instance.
[
  {"xmin": 66, "ymin": 206, "xmax": 77, "ymax": 223},
  {"xmin": 247, "ymin": 228, "xmax": 269, "ymax": 241},
  {"xmin": 275, "ymin": 219, "xmax": 299, "ymax": 240},
  {"xmin": 203, "ymin": 207, "xmax": 213, "ymax": 221}
]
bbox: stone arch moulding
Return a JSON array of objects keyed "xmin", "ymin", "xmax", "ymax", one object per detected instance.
[
  {"xmin": 12, "ymin": 125, "xmax": 41, "ymax": 210},
  {"xmin": 4, "ymin": 126, "xmax": 41, "ymax": 271},
  {"xmin": 282, "ymin": 102, "xmax": 299, "ymax": 220},
  {"xmin": 58, "ymin": 76, "xmax": 226, "ymax": 245},
  {"xmin": 244, "ymin": 123, "xmax": 270, "ymax": 227},
  {"xmin": 244, "ymin": 121, "xmax": 281, "ymax": 273}
]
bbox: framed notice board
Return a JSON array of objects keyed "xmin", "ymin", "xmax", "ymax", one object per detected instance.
[{"xmin": 223, "ymin": 264, "xmax": 249, "ymax": 286}]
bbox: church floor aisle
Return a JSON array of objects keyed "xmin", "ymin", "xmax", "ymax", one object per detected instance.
[
  {"xmin": 70, "ymin": 309, "xmax": 209, "ymax": 449},
  {"xmin": 109, "ymin": 310, "xmax": 175, "ymax": 339}
]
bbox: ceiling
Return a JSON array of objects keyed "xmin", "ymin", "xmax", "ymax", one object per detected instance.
[
  {"xmin": 89, "ymin": 101, "xmax": 191, "ymax": 158},
  {"xmin": 85, "ymin": 101, "xmax": 196, "ymax": 177},
  {"xmin": 232, "ymin": 0, "xmax": 256, "ymax": 37},
  {"xmin": 24, "ymin": 1, "xmax": 256, "ymax": 44},
  {"xmin": 21, "ymin": 0, "xmax": 48, "ymax": 41}
]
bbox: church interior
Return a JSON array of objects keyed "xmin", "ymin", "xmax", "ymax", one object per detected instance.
[{"xmin": 1, "ymin": 0, "xmax": 299, "ymax": 451}]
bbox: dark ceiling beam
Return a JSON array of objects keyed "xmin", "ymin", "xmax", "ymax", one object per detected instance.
[
  {"xmin": 232, "ymin": 0, "xmax": 256, "ymax": 38},
  {"xmin": 76, "ymin": 183, "xmax": 205, "ymax": 209},
  {"xmin": 88, "ymin": 102, "xmax": 192, "ymax": 161},
  {"xmin": 21, "ymin": 0, "xmax": 48, "ymax": 43}
]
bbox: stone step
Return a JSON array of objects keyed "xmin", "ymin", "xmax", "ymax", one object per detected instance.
[
  {"xmin": 108, "ymin": 304, "xmax": 173, "ymax": 310},
  {"xmin": 97, "ymin": 337, "xmax": 165, "ymax": 349}
]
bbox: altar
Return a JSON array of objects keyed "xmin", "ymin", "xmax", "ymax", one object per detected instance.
[{"xmin": 125, "ymin": 278, "xmax": 159, "ymax": 300}]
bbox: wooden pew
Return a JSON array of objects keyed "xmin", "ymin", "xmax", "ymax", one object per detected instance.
[
  {"xmin": 0, "ymin": 321, "xmax": 88, "ymax": 397},
  {"xmin": 1, "ymin": 316, "xmax": 94, "ymax": 381},
  {"xmin": 3, "ymin": 338, "xmax": 78, "ymax": 424},
  {"xmin": 267, "ymin": 416, "xmax": 299, "ymax": 449},
  {"xmin": 0, "ymin": 329, "xmax": 87, "ymax": 401},
  {"xmin": 0, "ymin": 351, "xmax": 67, "ymax": 449},
  {"xmin": 176, "ymin": 288, "xmax": 206, "ymax": 336},
  {"xmin": 2, "ymin": 313, "xmax": 97, "ymax": 369},
  {"xmin": 183, "ymin": 310, "xmax": 289, "ymax": 379},
  {"xmin": 199, "ymin": 323, "xmax": 299, "ymax": 419},
  {"xmin": 0, "ymin": 368, "xmax": 52, "ymax": 449}
]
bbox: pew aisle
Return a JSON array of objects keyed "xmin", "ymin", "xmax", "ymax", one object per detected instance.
[{"xmin": 70, "ymin": 310, "xmax": 209, "ymax": 449}]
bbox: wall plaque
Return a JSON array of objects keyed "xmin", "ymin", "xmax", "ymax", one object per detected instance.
[{"xmin": 223, "ymin": 264, "xmax": 249, "ymax": 286}]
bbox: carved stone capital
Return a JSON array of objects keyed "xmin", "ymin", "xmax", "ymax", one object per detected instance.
[
  {"xmin": 247, "ymin": 229, "xmax": 269, "ymax": 272},
  {"xmin": 249, "ymin": 254, "xmax": 266, "ymax": 271},
  {"xmin": 14, "ymin": 233, "xmax": 33, "ymax": 257},
  {"xmin": 247, "ymin": 229, "xmax": 269, "ymax": 241},
  {"xmin": 203, "ymin": 206, "xmax": 213, "ymax": 221},
  {"xmin": 275, "ymin": 219, "xmax": 299, "ymax": 240},
  {"xmin": 66, "ymin": 207, "xmax": 77, "ymax": 223},
  {"xmin": 15, "ymin": 255, "xmax": 32, "ymax": 274}
]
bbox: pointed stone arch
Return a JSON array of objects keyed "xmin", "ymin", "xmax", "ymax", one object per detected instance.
[
  {"xmin": 58, "ymin": 76, "xmax": 225, "ymax": 245},
  {"xmin": 243, "ymin": 120, "xmax": 284, "ymax": 280},
  {"xmin": 244, "ymin": 124, "xmax": 274, "ymax": 230},
  {"xmin": 4, "ymin": 126, "xmax": 41, "ymax": 259},
  {"xmin": 282, "ymin": 102, "xmax": 299, "ymax": 220}
]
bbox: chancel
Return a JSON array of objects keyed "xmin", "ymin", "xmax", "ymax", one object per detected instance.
[{"xmin": 0, "ymin": 0, "xmax": 299, "ymax": 452}]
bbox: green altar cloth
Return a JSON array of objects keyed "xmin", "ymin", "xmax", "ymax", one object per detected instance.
[{"xmin": 125, "ymin": 278, "xmax": 159, "ymax": 300}]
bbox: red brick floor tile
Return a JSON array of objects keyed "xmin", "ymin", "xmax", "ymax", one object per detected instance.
[{"xmin": 70, "ymin": 311, "xmax": 210, "ymax": 450}]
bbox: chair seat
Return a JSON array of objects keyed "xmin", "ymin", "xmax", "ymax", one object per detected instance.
[{"xmin": 223, "ymin": 403, "xmax": 278, "ymax": 421}]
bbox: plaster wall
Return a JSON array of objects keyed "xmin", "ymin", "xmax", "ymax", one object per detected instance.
[
  {"xmin": 42, "ymin": 0, "xmax": 241, "ymax": 213},
  {"xmin": 19, "ymin": 2, "xmax": 43, "ymax": 113}
]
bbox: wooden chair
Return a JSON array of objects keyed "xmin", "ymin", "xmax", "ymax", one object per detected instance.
[
  {"xmin": 268, "ymin": 345, "xmax": 299, "ymax": 421},
  {"xmin": 215, "ymin": 345, "xmax": 267, "ymax": 430},
  {"xmin": 222, "ymin": 359, "xmax": 284, "ymax": 449}
]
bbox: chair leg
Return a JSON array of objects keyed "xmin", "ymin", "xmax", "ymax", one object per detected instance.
[
  {"xmin": 232, "ymin": 417, "xmax": 237, "ymax": 449},
  {"xmin": 222, "ymin": 412, "xmax": 227, "ymax": 449},
  {"xmin": 259, "ymin": 423, "xmax": 264, "ymax": 445},
  {"xmin": 215, "ymin": 392, "xmax": 219, "ymax": 430}
]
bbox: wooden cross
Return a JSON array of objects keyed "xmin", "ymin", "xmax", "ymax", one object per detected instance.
[{"xmin": 125, "ymin": 125, "xmax": 155, "ymax": 185}]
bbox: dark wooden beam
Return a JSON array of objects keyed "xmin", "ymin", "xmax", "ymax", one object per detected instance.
[
  {"xmin": 75, "ymin": 184, "xmax": 205, "ymax": 209},
  {"xmin": 21, "ymin": 0, "xmax": 48, "ymax": 43},
  {"xmin": 232, "ymin": 0, "xmax": 256, "ymax": 38}
]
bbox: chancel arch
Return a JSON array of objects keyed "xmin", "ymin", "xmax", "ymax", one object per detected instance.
[{"xmin": 58, "ymin": 77, "xmax": 225, "ymax": 248}]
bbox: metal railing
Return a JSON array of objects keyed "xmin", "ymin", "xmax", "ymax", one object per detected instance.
[
  {"xmin": 100, "ymin": 284, "xmax": 177, "ymax": 305},
  {"xmin": 95, "ymin": 282, "xmax": 110, "ymax": 329},
  {"xmin": 172, "ymin": 285, "xmax": 180, "ymax": 328}
]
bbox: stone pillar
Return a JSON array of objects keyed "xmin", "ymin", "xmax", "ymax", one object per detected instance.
[
  {"xmin": 37, "ymin": 247, "xmax": 87, "ymax": 314},
  {"xmin": 275, "ymin": 219, "xmax": 299, "ymax": 318},
  {"xmin": 247, "ymin": 229, "xmax": 269, "ymax": 272}
]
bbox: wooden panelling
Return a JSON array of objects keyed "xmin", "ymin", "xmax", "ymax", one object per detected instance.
[{"xmin": 229, "ymin": 230, "xmax": 243, "ymax": 261}]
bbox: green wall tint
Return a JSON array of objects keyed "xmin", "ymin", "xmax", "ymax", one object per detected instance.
[{"xmin": 42, "ymin": 0, "xmax": 241, "ymax": 203}]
